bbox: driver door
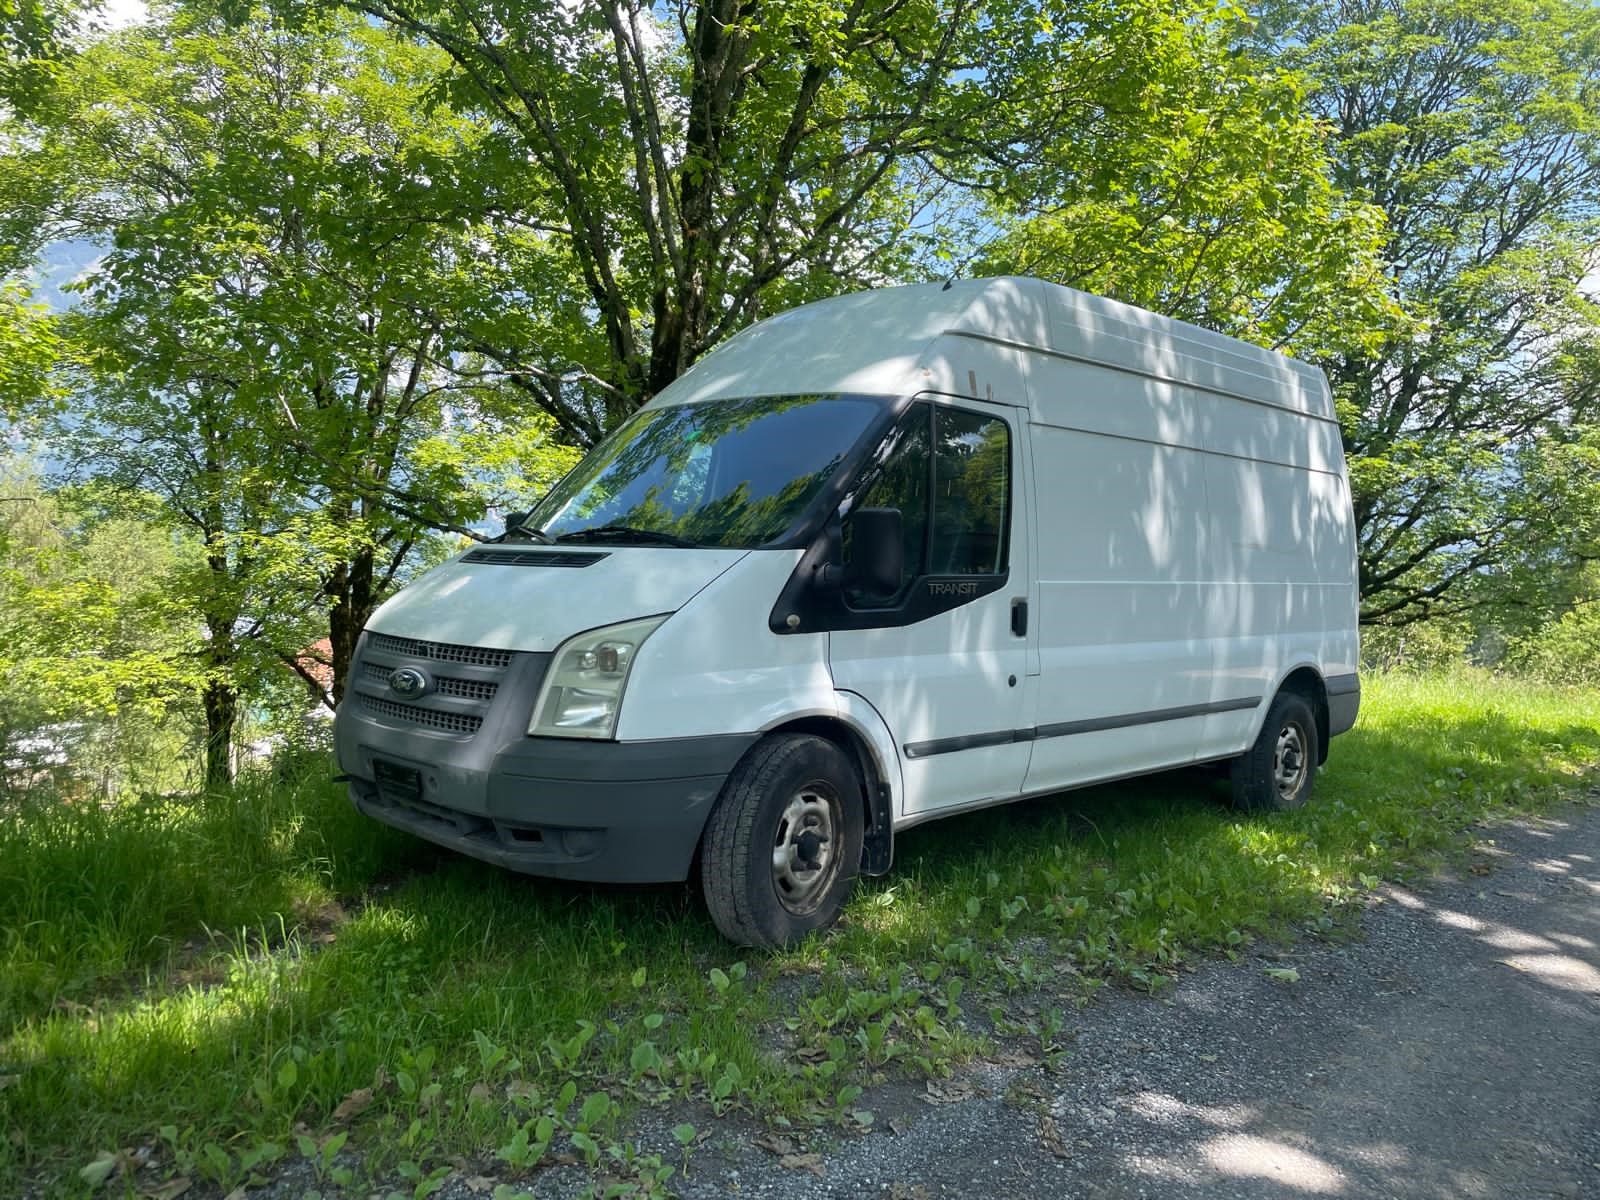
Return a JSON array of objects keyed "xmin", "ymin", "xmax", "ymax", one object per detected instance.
[{"xmin": 827, "ymin": 398, "xmax": 1034, "ymax": 818}]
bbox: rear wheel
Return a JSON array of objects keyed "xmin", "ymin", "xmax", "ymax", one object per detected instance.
[
  {"xmin": 1230, "ymin": 690, "xmax": 1319, "ymax": 812},
  {"xmin": 700, "ymin": 733, "xmax": 864, "ymax": 948}
]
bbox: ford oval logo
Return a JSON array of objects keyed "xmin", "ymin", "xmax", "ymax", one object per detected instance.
[{"xmin": 388, "ymin": 667, "xmax": 430, "ymax": 699}]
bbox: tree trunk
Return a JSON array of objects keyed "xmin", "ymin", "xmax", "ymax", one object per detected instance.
[
  {"xmin": 202, "ymin": 675, "xmax": 237, "ymax": 790},
  {"xmin": 326, "ymin": 544, "xmax": 376, "ymax": 705}
]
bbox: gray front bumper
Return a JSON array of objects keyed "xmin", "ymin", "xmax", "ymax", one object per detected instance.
[{"xmin": 334, "ymin": 633, "xmax": 756, "ymax": 883}]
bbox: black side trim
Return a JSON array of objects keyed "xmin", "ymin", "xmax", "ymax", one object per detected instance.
[
  {"xmin": 462, "ymin": 549, "xmax": 608, "ymax": 567},
  {"xmin": 1034, "ymin": 695, "xmax": 1260, "ymax": 740},
  {"xmin": 903, "ymin": 695, "xmax": 1263, "ymax": 759},
  {"xmin": 1325, "ymin": 672, "xmax": 1360, "ymax": 696},
  {"xmin": 862, "ymin": 781, "xmax": 894, "ymax": 876},
  {"xmin": 904, "ymin": 728, "xmax": 1025, "ymax": 759}
]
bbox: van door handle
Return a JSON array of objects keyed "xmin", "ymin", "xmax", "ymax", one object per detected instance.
[{"xmin": 1010, "ymin": 598, "xmax": 1028, "ymax": 637}]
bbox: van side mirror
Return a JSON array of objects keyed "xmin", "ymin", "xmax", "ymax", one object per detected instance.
[
  {"xmin": 504, "ymin": 510, "xmax": 530, "ymax": 533},
  {"xmin": 845, "ymin": 507, "xmax": 905, "ymax": 599}
]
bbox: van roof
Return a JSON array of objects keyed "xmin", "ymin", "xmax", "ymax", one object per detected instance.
[{"xmin": 649, "ymin": 276, "xmax": 1332, "ymax": 422}]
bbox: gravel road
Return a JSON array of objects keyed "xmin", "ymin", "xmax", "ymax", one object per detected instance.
[{"xmin": 677, "ymin": 804, "xmax": 1600, "ymax": 1200}]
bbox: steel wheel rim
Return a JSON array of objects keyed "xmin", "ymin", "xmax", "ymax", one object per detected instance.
[
  {"xmin": 1273, "ymin": 721, "xmax": 1308, "ymax": 800},
  {"xmin": 771, "ymin": 782, "xmax": 840, "ymax": 915}
]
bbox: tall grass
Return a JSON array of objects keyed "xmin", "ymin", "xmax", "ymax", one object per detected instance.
[
  {"xmin": 1, "ymin": 670, "xmax": 1596, "ymax": 1196},
  {"xmin": 0, "ymin": 754, "xmax": 415, "ymax": 1030}
]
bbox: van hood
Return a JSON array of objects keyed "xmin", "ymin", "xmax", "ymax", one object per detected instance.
[{"xmin": 365, "ymin": 545, "xmax": 750, "ymax": 653}]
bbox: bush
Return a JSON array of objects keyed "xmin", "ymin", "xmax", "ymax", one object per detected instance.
[
  {"xmin": 1506, "ymin": 601, "xmax": 1600, "ymax": 688},
  {"xmin": 1359, "ymin": 618, "xmax": 1473, "ymax": 673}
]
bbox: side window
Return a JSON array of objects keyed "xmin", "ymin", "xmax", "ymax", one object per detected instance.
[
  {"xmin": 842, "ymin": 407, "xmax": 930, "ymax": 606},
  {"xmin": 932, "ymin": 408, "xmax": 1009, "ymax": 575},
  {"xmin": 841, "ymin": 403, "xmax": 1011, "ymax": 607}
]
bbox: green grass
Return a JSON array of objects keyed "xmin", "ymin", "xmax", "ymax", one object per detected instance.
[
  {"xmin": 2, "ymin": 671, "xmax": 1597, "ymax": 1198},
  {"xmin": 0, "ymin": 752, "xmax": 419, "ymax": 1029}
]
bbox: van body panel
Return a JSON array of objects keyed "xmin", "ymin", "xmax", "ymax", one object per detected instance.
[
  {"xmin": 1021, "ymin": 417, "xmax": 1221, "ymax": 789},
  {"xmin": 826, "ymin": 392, "xmax": 1034, "ymax": 817},
  {"xmin": 614, "ymin": 550, "xmax": 837, "ymax": 742},
  {"xmin": 333, "ymin": 276, "xmax": 1362, "ymax": 893},
  {"xmin": 648, "ymin": 278, "xmax": 1048, "ymax": 410},
  {"xmin": 1040, "ymin": 280, "xmax": 1332, "ymax": 421},
  {"xmin": 366, "ymin": 545, "xmax": 747, "ymax": 653},
  {"xmin": 829, "ymin": 602, "xmax": 1032, "ymax": 816},
  {"xmin": 828, "ymin": 690, "xmax": 908, "ymax": 813}
]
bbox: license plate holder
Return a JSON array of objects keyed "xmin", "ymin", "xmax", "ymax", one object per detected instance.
[{"xmin": 373, "ymin": 759, "xmax": 423, "ymax": 805}]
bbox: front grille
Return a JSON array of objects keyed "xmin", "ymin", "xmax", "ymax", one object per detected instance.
[
  {"xmin": 362, "ymin": 662, "xmax": 498, "ymax": 703},
  {"xmin": 352, "ymin": 632, "xmax": 523, "ymax": 739},
  {"xmin": 369, "ymin": 633, "xmax": 513, "ymax": 669},
  {"xmin": 461, "ymin": 549, "xmax": 607, "ymax": 568},
  {"xmin": 359, "ymin": 695, "xmax": 483, "ymax": 735},
  {"xmin": 436, "ymin": 676, "xmax": 498, "ymax": 702}
]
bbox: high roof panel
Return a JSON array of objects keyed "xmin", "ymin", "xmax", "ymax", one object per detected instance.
[{"xmin": 648, "ymin": 277, "xmax": 1331, "ymax": 421}]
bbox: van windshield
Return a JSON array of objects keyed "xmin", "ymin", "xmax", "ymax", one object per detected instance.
[{"xmin": 528, "ymin": 393, "xmax": 886, "ymax": 549}]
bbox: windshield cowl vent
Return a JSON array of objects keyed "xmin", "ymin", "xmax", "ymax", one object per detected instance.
[{"xmin": 462, "ymin": 549, "xmax": 609, "ymax": 568}]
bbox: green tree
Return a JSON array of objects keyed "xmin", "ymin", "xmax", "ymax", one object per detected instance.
[
  {"xmin": 0, "ymin": 0, "xmax": 81, "ymax": 110},
  {"xmin": 1257, "ymin": 0, "xmax": 1600, "ymax": 624},
  {"xmin": 1479, "ymin": 425, "xmax": 1600, "ymax": 646},
  {"xmin": 328, "ymin": 0, "xmax": 994, "ymax": 423},
  {"xmin": 0, "ymin": 461, "xmax": 201, "ymax": 798},
  {"xmin": 14, "ymin": 7, "xmax": 575, "ymax": 780},
  {"xmin": 977, "ymin": 10, "xmax": 1396, "ymax": 356},
  {"xmin": 1506, "ymin": 565, "xmax": 1600, "ymax": 687},
  {"xmin": 0, "ymin": 282, "xmax": 62, "ymax": 418}
]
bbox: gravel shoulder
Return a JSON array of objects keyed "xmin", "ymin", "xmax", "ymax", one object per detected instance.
[{"xmin": 679, "ymin": 803, "xmax": 1600, "ymax": 1200}]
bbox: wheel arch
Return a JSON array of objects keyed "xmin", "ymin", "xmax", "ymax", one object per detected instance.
[
  {"xmin": 1274, "ymin": 664, "xmax": 1331, "ymax": 764},
  {"xmin": 762, "ymin": 713, "xmax": 895, "ymax": 876}
]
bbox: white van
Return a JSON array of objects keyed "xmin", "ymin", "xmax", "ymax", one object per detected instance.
[{"xmin": 334, "ymin": 277, "xmax": 1360, "ymax": 947}]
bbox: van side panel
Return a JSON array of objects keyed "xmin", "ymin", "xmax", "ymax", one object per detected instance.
[
  {"xmin": 1198, "ymin": 454, "xmax": 1355, "ymax": 753},
  {"xmin": 1021, "ymin": 342, "xmax": 1357, "ymax": 790},
  {"xmin": 1035, "ymin": 278, "xmax": 1332, "ymax": 422},
  {"xmin": 1021, "ymin": 355, "xmax": 1220, "ymax": 791}
]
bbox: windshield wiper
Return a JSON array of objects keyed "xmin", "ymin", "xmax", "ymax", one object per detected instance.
[
  {"xmin": 555, "ymin": 524, "xmax": 700, "ymax": 548},
  {"xmin": 493, "ymin": 521, "xmax": 555, "ymax": 545}
]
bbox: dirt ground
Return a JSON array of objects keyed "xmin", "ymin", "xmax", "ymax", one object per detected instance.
[{"xmin": 671, "ymin": 804, "xmax": 1600, "ymax": 1200}]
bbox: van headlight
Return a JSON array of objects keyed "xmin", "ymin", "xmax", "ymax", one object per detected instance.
[{"xmin": 529, "ymin": 615, "xmax": 667, "ymax": 739}]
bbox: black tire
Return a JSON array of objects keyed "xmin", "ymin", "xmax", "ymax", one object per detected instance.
[
  {"xmin": 1229, "ymin": 690, "xmax": 1319, "ymax": 812},
  {"xmin": 699, "ymin": 733, "xmax": 865, "ymax": 948}
]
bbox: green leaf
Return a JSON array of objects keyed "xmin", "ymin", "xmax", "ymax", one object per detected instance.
[
  {"xmin": 578, "ymin": 1090, "xmax": 610, "ymax": 1127},
  {"xmin": 79, "ymin": 1152, "xmax": 119, "ymax": 1189}
]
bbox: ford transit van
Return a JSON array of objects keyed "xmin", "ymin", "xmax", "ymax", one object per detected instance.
[{"xmin": 334, "ymin": 277, "xmax": 1360, "ymax": 947}]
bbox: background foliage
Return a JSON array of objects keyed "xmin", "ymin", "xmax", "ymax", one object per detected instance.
[{"xmin": 0, "ymin": 0, "xmax": 1596, "ymax": 787}]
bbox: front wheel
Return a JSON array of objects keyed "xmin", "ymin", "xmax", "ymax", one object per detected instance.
[
  {"xmin": 1230, "ymin": 691, "xmax": 1319, "ymax": 812},
  {"xmin": 699, "ymin": 733, "xmax": 865, "ymax": 948}
]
